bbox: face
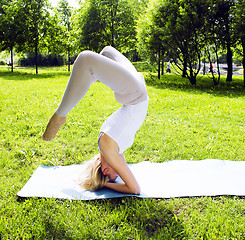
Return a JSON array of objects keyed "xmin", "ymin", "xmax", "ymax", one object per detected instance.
[
  {"xmin": 107, "ymin": 167, "xmax": 118, "ymax": 182},
  {"xmin": 100, "ymin": 154, "xmax": 118, "ymax": 182}
]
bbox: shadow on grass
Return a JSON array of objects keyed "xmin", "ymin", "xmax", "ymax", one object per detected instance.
[
  {"xmin": 43, "ymin": 217, "xmax": 72, "ymax": 240},
  {"xmin": 145, "ymin": 73, "xmax": 245, "ymax": 98},
  {"xmin": 95, "ymin": 197, "xmax": 187, "ymax": 239},
  {"xmin": 16, "ymin": 197, "xmax": 187, "ymax": 238}
]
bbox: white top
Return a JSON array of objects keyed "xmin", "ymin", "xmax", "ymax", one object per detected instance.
[{"xmin": 100, "ymin": 97, "xmax": 149, "ymax": 153}]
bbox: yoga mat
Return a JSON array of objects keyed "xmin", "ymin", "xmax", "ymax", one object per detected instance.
[{"xmin": 17, "ymin": 159, "xmax": 245, "ymax": 200}]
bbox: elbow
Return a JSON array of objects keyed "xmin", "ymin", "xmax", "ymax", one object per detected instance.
[{"xmin": 133, "ymin": 185, "xmax": 141, "ymax": 195}]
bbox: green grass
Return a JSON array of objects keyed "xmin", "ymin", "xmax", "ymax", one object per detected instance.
[{"xmin": 0, "ymin": 66, "xmax": 245, "ymax": 239}]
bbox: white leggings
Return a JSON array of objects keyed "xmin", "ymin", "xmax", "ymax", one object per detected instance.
[
  {"xmin": 55, "ymin": 46, "xmax": 148, "ymax": 117},
  {"xmin": 55, "ymin": 46, "xmax": 149, "ymax": 153}
]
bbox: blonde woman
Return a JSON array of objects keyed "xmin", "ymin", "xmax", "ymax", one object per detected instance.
[{"xmin": 42, "ymin": 46, "xmax": 149, "ymax": 194}]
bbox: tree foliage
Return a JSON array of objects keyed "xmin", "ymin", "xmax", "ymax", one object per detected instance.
[
  {"xmin": 233, "ymin": 0, "xmax": 245, "ymax": 86},
  {"xmin": 137, "ymin": 0, "xmax": 244, "ymax": 85},
  {"xmin": 76, "ymin": 0, "xmax": 106, "ymax": 52},
  {"xmin": 76, "ymin": 0, "xmax": 137, "ymax": 54},
  {"xmin": 0, "ymin": 0, "xmax": 244, "ymax": 85},
  {"xmin": 138, "ymin": 0, "xmax": 209, "ymax": 84},
  {"xmin": 55, "ymin": 0, "xmax": 74, "ymax": 71},
  {"xmin": 137, "ymin": 0, "xmax": 166, "ymax": 78},
  {"xmin": 22, "ymin": 0, "xmax": 50, "ymax": 74},
  {"xmin": 0, "ymin": 0, "xmax": 29, "ymax": 71},
  {"xmin": 211, "ymin": 0, "xmax": 237, "ymax": 82}
]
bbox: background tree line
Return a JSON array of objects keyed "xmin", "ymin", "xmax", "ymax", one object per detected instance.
[
  {"xmin": 0, "ymin": 0, "xmax": 244, "ymax": 86},
  {"xmin": 138, "ymin": 0, "xmax": 245, "ymax": 86}
]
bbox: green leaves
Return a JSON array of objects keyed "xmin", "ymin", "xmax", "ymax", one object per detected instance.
[
  {"xmin": 137, "ymin": 0, "xmax": 244, "ymax": 85},
  {"xmin": 76, "ymin": 0, "xmax": 137, "ymax": 53}
]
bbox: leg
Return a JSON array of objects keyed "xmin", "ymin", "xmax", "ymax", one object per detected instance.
[
  {"xmin": 92, "ymin": 49, "xmax": 147, "ymax": 105},
  {"xmin": 42, "ymin": 51, "xmax": 95, "ymax": 141},
  {"xmin": 56, "ymin": 49, "xmax": 141, "ymax": 116},
  {"xmin": 100, "ymin": 46, "xmax": 137, "ymax": 73},
  {"xmin": 42, "ymin": 49, "xmax": 146, "ymax": 141},
  {"xmin": 99, "ymin": 46, "xmax": 148, "ymax": 104}
]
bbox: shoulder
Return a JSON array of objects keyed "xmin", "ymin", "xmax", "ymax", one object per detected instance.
[{"xmin": 99, "ymin": 133, "xmax": 119, "ymax": 154}]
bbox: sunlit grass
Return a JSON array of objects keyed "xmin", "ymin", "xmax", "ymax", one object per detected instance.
[{"xmin": 0, "ymin": 67, "xmax": 245, "ymax": 239}]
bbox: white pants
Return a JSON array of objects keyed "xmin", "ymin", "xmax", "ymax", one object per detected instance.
[
  {"xmin": 55, "ymin": 46, "xmax": 149, "ymax": 153},
  {"xmin": 55, "ymin": 46, "xmax": 148, "ymax": 117}
]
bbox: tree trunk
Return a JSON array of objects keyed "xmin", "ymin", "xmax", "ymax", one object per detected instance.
[
  {"xmin": 203, "ymin": 58, "xmax": 206, "ymax": 75},
  {"xmin": 35, "ymin": 42, "xmax": 38, "ymax": 74},
  {"xmin": 214, "ymin": 44, "xmax": 220, "ymax": 85},
  {"xmin": 189, "ymin": 64, "xmax": 196, "ymax": 85},
  {"xmin": 10, "ymin": 46, "xmax": 14, "ymax": 73},
  {"xmin": 182, "ymin": 59, "xmax": 187, "ymax": 78},
  {"xmin": 161, "ymin": 60, "xmax": 164, "ymax": 75},
  {"xmin": 68, "ymin": 46, "xmax": 70, "ymax": 72},
  {"xmin": 226, "ymin": 40, "xmax": 233, "ymax": 82},
  {"xmin": 182, "ymin": 43, "xmax": 188, "ymax": 78},
  {"xmin": 241, "ymin": 36, "xmax": 245, "ymax": 88},
  {"xmin": 206, "ymin": 47, "xmax": 220, "ymax": 85},
  {"xmin": 161, "ymin": 51, "xmax": 164, "ymax": 75},
  {"xmin": 158, "ymin": 49, "xmax": 161, "ymax": 79},
  {"xmin": 111, "ymin": 8, "xmax": 115, "ymax": 47}
]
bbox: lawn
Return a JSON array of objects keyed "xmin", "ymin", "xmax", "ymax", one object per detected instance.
[{"xmin": 0, "ymin": 66, "xmax": 245, "ymax": 239}]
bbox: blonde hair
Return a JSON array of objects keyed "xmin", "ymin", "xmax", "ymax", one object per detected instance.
[{"xmin": 77, "ymin": 154, "xmax": 109, "ymax": 191}]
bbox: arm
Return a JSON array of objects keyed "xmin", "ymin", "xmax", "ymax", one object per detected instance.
[
  {"xmin": 105, "ymin": 182, "xmax": 140, "ymax": 195},
  {"xmin": 99, "ymin": 134, "xmax": 140, "ymax": 195}
]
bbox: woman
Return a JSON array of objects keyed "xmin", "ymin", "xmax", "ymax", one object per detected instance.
[{"xmin": 42, "ymin": 46, "xmax": 149, "ymax": 194}]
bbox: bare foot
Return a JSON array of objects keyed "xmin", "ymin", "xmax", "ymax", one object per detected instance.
[{"xmin": 42, "ymin": 114, "xmax": 67, "ymax": 141}]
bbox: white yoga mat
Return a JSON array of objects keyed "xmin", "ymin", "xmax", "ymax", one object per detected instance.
[{"xmin": 17, "ymin": 159, "xmax": 245, "ymax": 200}]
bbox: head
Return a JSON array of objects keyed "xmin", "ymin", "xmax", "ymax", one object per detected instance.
[
  {"xmin": 77, "ymin": 154, "xmax": 118, "ymax": 191},
  {"xmin": 100, "ymin": 154, "xmax": 118, "ymax": 182}
]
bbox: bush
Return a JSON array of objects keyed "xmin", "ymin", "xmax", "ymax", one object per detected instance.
[
  {"xmin": 0, "ymin": 60, "xmax": 6, "ymax": 65},
  {"xmin": 19, "ymin": 52, "xmax": 65, "ymax": 67},
  {"xmin": 133, "ymin": 61, "xmax": 157, "ymax": 72}
]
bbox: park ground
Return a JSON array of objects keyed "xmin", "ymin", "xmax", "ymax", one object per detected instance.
[{"xmin": 0, "ymin": 65, "xmax": 245, "ymax": 239}]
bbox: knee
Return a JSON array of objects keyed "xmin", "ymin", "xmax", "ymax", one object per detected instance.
[
  {"xmin": 76, "ymin": 50, "xmax": 95, "ymax": 66},
  {"xmin": 100, "ymin": 46, "xmax": 113, "ymax": 55},
  {"xmin": 100, "ymin": 46, "xmax": 116, "ymax": 61}
]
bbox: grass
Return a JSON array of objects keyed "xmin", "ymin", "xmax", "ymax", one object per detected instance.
[{"xmin": 0, "ymin": 66, "xmax": 245, "ymax": 239}]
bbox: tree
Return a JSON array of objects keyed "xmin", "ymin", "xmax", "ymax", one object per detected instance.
[
  {"xmin": 128, "ymin": 0, "xmax": 149, "ymax": 20},
  {"xmin": 76, "ymin": 0, "xmax": 137, "ymax": 54},
  {"xmin": 101, "ymin": 0, "xmax": 137, "ymax": 53},
  {"xmin": 44, "ymin": 13, "xmax": 65, "ymax": 54},
  {"xmin": 234, "ymin": 0, "xmax": 245, "ymax": 87},
  {"xmin": 137, "ymin": 0, "xmax": 166, "ymax": 79},
  {"xmin": 76, "ymin": 0, "xmax": 107, "ymax": 52},
  {"xmin": 211, "ymin": 0, "xmax": 237, "ymax": 83},
  {"xmin": 0, "ymin": 0, "xmax": 28, "ymax": 72},
  {"xmin": 56, "ymin": 0, "xmax": 73, "ymax": 71},
  {"xmin": 152, "ymin": 0, "xmax": 208, "ymax": 85},
  {"xmin": 203, "ymin": 0, "xmax": 223, "ymax": 85},
  {"xmin": 22, "ymin": 0, "xmax": 50, "ymax": 74}
]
